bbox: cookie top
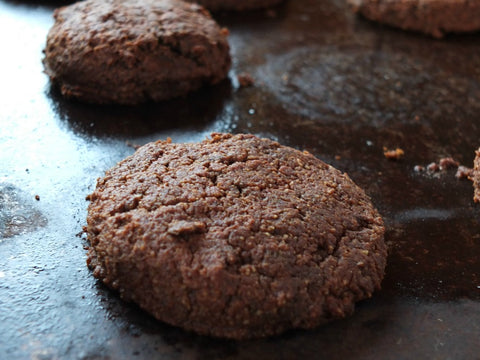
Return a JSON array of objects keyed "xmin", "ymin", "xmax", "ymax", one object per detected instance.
[
  {"xmin": 43, "ymin": 0, "xmax": 231, "ymax": 104},
  {"xmin": 185, "ymin": 0, "xmax": 283, "ymax": 11},
  {"xmin": 86, "ymin": 133, "xmax": 387, "ymax": 339},
  {"xmin": 349, "ymin": 0, "xmax": 480, "ymax": 38}
]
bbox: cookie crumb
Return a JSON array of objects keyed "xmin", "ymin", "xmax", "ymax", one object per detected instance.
[
  {"xmin": 126, "ymin": 141, "xmax": 141, "ymax": 150},
  {"xmin": 383, "ymin": 147, "xmax": 404, "ymax": 160},
  {"xmin": 220, "ymin": 27, "xmax": 230, "ymax": 36},
  {"xmin": 439, "ymin": 157, "xmax": 459, "ymax": 170},
  {"xmin": 427, "ymin": 162, "xmax": 440, "ymax": 172},
  {"xmin": 237, "ymin": 72, "xmax": 255, "ymax": 88},
  {"xmin": 416, "ymin": 156, "xmax": 475, "ymax": 183},
  {"xmin": 455, "ymin": 165, "xmax": 473, "ymax": 180}
]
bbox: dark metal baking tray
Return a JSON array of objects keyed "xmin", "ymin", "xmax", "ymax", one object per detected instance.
[{"xmin": 1, "ymin": 0, "xmax": 479, "ymax": 358}]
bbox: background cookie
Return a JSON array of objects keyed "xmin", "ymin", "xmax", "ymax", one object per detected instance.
[
  {"xmin": 185, "ymin": 0, "xmax": 283, "ymax": 11},
  {"xmin": 349, "ymin": 0, "xmax": 480, "ymax": 38},
  {"xmin": 86, "ymin": 133, "xmax": 387, "ymax": 339},
  {"xmin": 43, "ymin": 0, "xmax": 231, "ymax": 104}
]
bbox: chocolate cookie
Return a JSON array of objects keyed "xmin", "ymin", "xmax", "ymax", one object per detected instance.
[
  {"xmin": 473, "ymin": 148, "xmax": 480, "ymax": 203},
  {"xmin": 43, "ymin": 0, "xmax": 231, "ymax": 104},
  {"xmin": 185, "ymin": 0, "xmax": 283, "ymax": 11},
  {"xmin": 86, "ymin": 133, "xmax": 387, "ymax": 339},
  {"xmin": 349, "ymin": 0, "xmax": 480, "ymax": 38}
]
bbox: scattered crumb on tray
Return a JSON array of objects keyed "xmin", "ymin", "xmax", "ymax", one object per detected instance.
[
  {"xmin": 126, "ymin": 140, "xmax": 142, "ymax": 150},
  {"xmin": 426, "ymin": 162, "xmax": 440, "ymax": 172},
  {"xmin": 456, "ymin": 165, "xmax": 473, "ymax": 180},
  {"xmin": 220, "ymin": 27, "xmax": 230, "ymax": 36},
  {"xmin": 414, "ymin": 156, "xmax": 473, "ymax": 180},
  {"xmin": 383, "ymin": 147, "xmax": 404, "ymax": 160},
  {"xmin": 237, "ymin": 72, "xmax": 255, "ymax": 88},
  {"xmin": 439, "ymin": 157, "xmax": 459, "ymax": 170}
]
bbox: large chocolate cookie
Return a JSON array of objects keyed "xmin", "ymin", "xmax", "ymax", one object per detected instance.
[
  {"xmin": 349, "ymin": 0, "xmax": 480, "ymax": 38},
  {"xmin": 43, "ymin": 0, "xmax": 231, "ymax": 104},
  {"xmin": 185, "ymin": 0, "xmax": 283, "ymax": 11},
  {"xmin": 86, "ymin": 133, "xmax": 387, "ymax": 339}
]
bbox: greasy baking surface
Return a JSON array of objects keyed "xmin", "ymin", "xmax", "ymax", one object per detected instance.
[{"xmin": 1, "ymin": 0, "xmax": 479, "ymax": 358}]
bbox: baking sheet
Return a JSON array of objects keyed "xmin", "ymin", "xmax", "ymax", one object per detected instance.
[{"xmin": 1, "ymin": 0, "xmax": 480, "ymax": 358}]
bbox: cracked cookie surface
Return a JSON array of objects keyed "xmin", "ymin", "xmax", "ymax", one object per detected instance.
[
  {"xmin": 86, "ymin": 133, "xmax": 387, "ymax": 339},
  {"xmin": 43, "ymin": 0, "xmax": 231, "ymax": 104}
]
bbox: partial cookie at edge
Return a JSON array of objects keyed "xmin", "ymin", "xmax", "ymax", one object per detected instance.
[
  {"xmin": 473, "ymin": 148, "xmax": 480, "ymax": 202},
  {"xmin": 349, "ymin": 0, "xmax": 480, "ymax": 38}
]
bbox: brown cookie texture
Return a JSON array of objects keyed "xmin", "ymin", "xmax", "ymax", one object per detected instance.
[
  {"xmin": 184, "ymin": 0, "xmax": 283, "ymax": 11},
  {"xmin": 43, "ymin": 0, "xmax": 231, "ymax": 104},
  {"xmin": 86, "ymin": 133, "xmax": 387, "ymax": 339},
  {"xmin": 473, "ymin": 148, "xmax": 480, "ymax": 203},
  {"xmin": 349, "ymin": 0, "xmax": 480, "ymax": 38}
]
